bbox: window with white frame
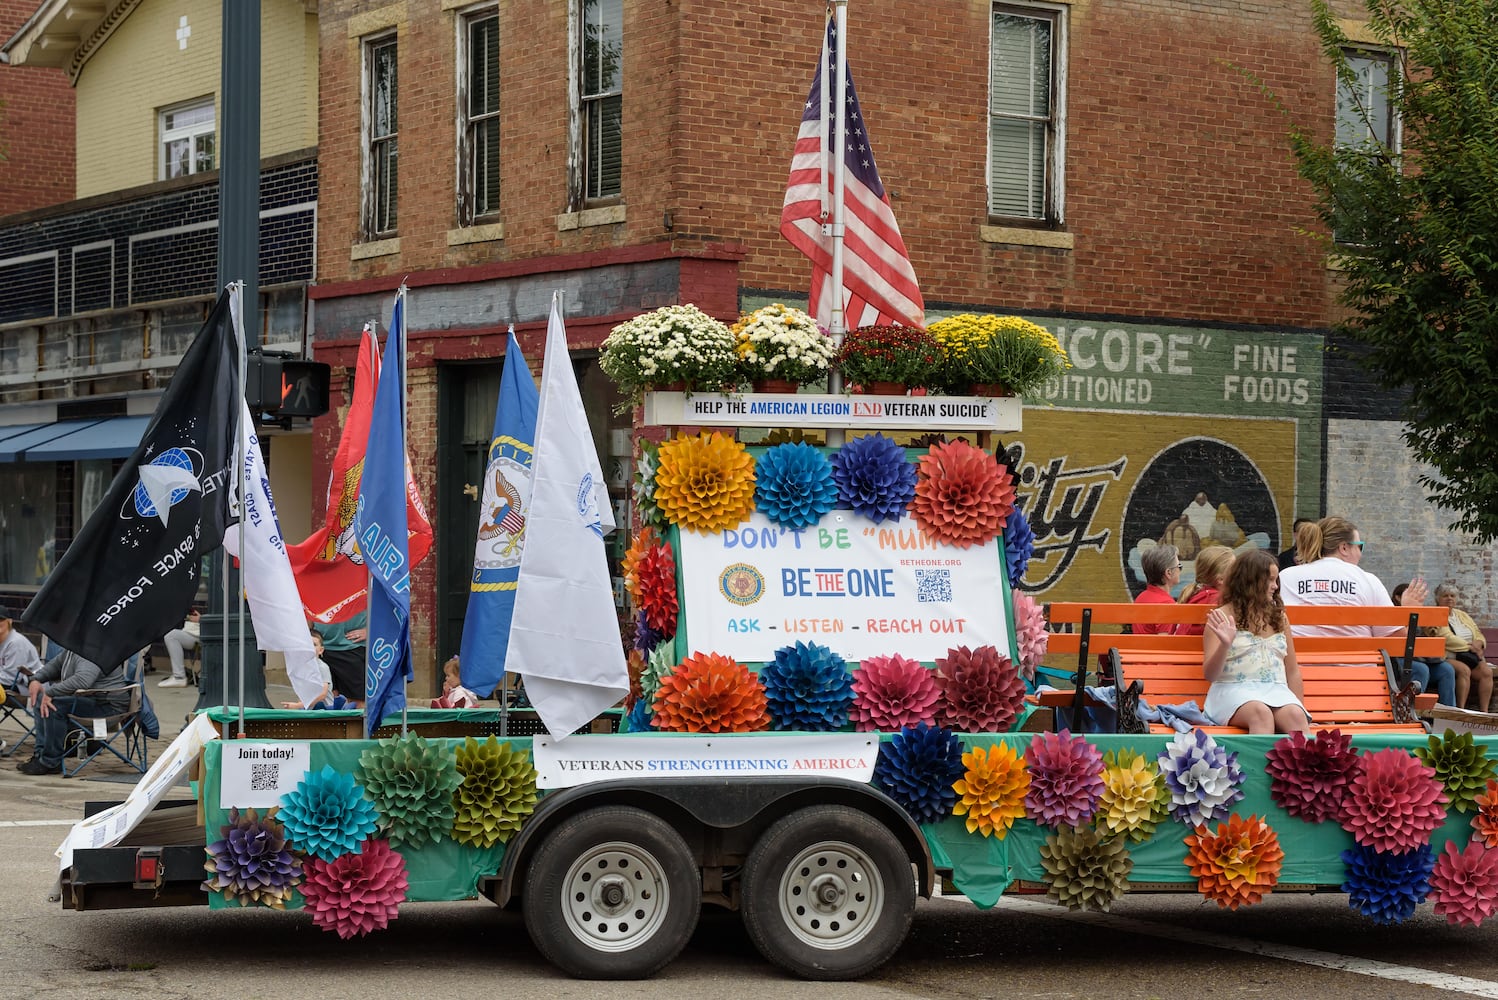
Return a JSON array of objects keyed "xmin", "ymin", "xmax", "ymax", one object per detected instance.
[
  {"xmin": 1333, "ymin": 47, "xmax": 1399, "ymax": 244},
  {"xmin": 989, "ymin": 4, "xmax": 1064, "ymax": 224},
  {"xmin": 458, "ymin": 7, "xmax": 500, "ymax": 224},
  {"xmin": 365, "ymin": 35, "xmax": 399, "ymax": 238},
  {"xmin": 159, "ymin": 97, "xmax": 216, "ymax": 180},
  {"xmin": 579, "ymin": 0, "xmax": 622, "ymax": 202}
]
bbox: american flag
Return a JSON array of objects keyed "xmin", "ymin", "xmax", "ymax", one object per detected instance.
[
  {"xmin": 781, "ymin": 17, "xmax": 924, "ymax": 332},
  {"xmin": 499, "ymin": 506, "xmax": 525, "ymax": 537}
]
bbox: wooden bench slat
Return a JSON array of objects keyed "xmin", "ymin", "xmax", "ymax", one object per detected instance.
[
  {"xmin": 1049, "ymin": 602, "xmax": 1450, "ymax": 628},
  {"xmin": 1047, "ymin": 633, "xmax": 1445, "ymax": 657}
]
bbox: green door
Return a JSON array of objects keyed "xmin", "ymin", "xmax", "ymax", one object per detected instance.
[{"xmin": 436, "ymin": 362, "xmax": 501, "ymax": 676}]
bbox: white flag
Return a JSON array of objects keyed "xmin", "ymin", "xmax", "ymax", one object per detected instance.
[
  {"xmin": 505, "ymin": 293, "xmax": 627, "ymax": 738},
  {"xmin": 225, "ymin": 399, "xmax": 325, "ymax": 708}
]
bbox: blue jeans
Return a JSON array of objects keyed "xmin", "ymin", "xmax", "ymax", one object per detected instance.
[
  {"xmin": 1423, "ymin": 658, "xmax": 1458, "ymax": 707},
  {"xmin": 35, "ymin": 695, "xmax": 116, "ymax": 769}
]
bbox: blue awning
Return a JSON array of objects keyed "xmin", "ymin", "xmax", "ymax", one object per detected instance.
[
  {"xmin": 0, "ymin": 419, "xmax": 105, "ymax": 462},
  {"xmin": 18, "ymin": 416, "xmax": 152, "ymax": 462},
  {"xmin": 0, "ymin": 422, "xmax": 47, "ymax": 445}
]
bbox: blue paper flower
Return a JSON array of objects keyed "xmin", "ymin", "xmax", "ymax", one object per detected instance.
[
  {"xmin": 761, "ymin": 641, "xmax": 855, "ymax": 731},
  {"xmin": 1341, "ymin": 844, "xmax": 1435, "ymax": 924},
  {"xmin": 1157, "ymin": 729, "xmax": 1245, "ymax": 828},
  {"xmin": 625, "ymin": 698, "xmax": 656, "ymax": 733},
  {"xmin": 1003, "ymin": 507, "xmax": 1035, "ymax": 586},
  {"xmin": 755, "ymin": 442, "xmax": 839, "ymax": 530},
  {"xmin": 874, "ymin": 723, "xmax": 966, "ymax": 825},
  {"xmin": 279, "ymin": 764, "xmax": 380, "ymax": 861},
  {"xmin": 830, "ymin": 433, "xmax": 917, "ymax": 523},
  {"xmin": 633, "ymin": 610, "xmax": 663, "ymax": 654}
]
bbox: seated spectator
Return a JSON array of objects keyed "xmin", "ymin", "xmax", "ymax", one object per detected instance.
[
  {"xmin": 1174, "ymin": 546, "xmax": 1236, "ymax": 636},
  {"xmin": 431, "ymin": 656, "xmax": 480, "ymax": 709},
  {"xmin": 159, "ymin": 608, "xmax": 200, "ymax": 688},
  {"xmin": 1281, "ymin": 516, "xmax": 1424, "ymax": 633},
  {"xmin": 15, "ymin": 647, "xmax": 131, "ymax": 777},
  {"xmin": 1434, "ymin": 583, "xmax": 1494, "ymax": 712},
  {"xmin": 1392, "ymin": 582, "xmax": 1458, "ymax": 707},
  {"xmin": 1133, "ymin": 543, "xmax": 1180, "ymax": 635},
  {"xmin": 1202, "ymin": 549, "xmax": 1310, "ymax": 734},
  {"xmin": 1276, "ymin": 518, "xmax": 1314, "ymax": 570},
  {"xmin": 0, "ymin": 604, "xmax": 41, "ymax": 697},
  {"xmin": 312, "ymin": 611, "xmax": 367, "ymax": 702},
  {"xmin": 281, "ymin": 630, "xmax": 335, "ymax": 709}
]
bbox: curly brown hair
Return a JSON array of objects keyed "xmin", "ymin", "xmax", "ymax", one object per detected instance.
[{"xmin": 1220, "ymin": 548, "xmax": 1287, "ymax": 635}]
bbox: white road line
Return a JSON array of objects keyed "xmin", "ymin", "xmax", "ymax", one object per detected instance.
[
  {"xmin": 994, "ymin": 896, "xmax": 1498, "ymax": 999},
  {"xmin": 0, "ymin": 819, "xmax": 77, "ymax": 828}
]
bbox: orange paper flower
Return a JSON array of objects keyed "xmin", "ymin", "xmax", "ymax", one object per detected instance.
[
  {"xmin": 654, "ymin": 432, "xmax": 756, "ymax": 533},
  {"xmin": 910, "ymin": 441, "xmax": 1015, "ymax": 548},
  {"xmin": 1184, "ymin": 814, "xmax": 1284, "ymax": 909},
  {"xmin": 1475, "ymin": 779, "xmax": 1498, "ymax": 848},
  {"xmin": 652, "ymin": 651, "xmax": 770, "ymax": 733},
  {"xmin": 621, "ymin": 526, "xmax": 659, "ymax": 603},
  {"xmin": 952, "ymin": 742, "xmax": 1030, "ymax": 838}
]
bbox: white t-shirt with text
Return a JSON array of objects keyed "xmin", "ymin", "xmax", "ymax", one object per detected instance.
[{"xmin": 1280, "ymin": 556, "xmax": 1399, "ymax": 637}]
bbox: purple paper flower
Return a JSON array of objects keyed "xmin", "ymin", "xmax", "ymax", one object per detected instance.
[
  {"xmin": 830, "ymin": 433, "xmax": 917, "ymax": 523},
  {"xmin": 633, "ymin": 609, "xmax": 663, "ymax": 654},
  {"xmin": 202, "ymin": 806, "xmax": 302, "ymax": 908},
  {"xmin": 1024, "ymin": 730, "xmax": 1105, "ymax": 829},
  {"xmin": 1157, "ymin": 729, "xmax": 1245, "ymax": 828}
]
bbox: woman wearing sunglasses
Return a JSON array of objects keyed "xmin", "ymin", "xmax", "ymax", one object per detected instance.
[{"xmin": 1279, "ymin": 516, "xmax": 1425, "ymax": 637}]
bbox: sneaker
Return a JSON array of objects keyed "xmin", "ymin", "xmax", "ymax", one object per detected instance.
[
  {"xmin": 158, "ymin": 676, "xmax": 189, "ymax": 688},
  {"xmin": 14, "ymin": 754, "xmax": 37, "ymax": 770},
  {"xmin": 17, "ymin": 758, "xmax": 57, "ymax": 776}
]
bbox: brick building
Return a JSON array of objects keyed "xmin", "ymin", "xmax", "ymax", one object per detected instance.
[{"xmin": 0, "ymin": 0, "xmax": 74, "ymax": 215}]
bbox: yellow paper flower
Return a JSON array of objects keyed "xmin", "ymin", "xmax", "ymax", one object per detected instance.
[
  {"xmin": 654, "ymin": 432, "xmax": 756, "ymax": 533},
  {"xmin": 952, "ymin": 742, "xmax": 1031, "ymax": 838},
  {"xmin": 1098, "ymin": 748, "xmax": 1170, "ymax": 842}
]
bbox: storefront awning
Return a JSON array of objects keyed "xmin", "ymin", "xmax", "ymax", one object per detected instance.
[{"xmin": 0, "ymin": 416, "xmax": 151, "ymax": 462}]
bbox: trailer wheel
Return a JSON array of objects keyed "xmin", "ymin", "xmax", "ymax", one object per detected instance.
[
  {"xmin": 522, "ymin": 806, "xmax": 700, "ymax": 979},
  {"xmin": 740, "ymin": 805, "xmax": 915, "ymax": 981}
]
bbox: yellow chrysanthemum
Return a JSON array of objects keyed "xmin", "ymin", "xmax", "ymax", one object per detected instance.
[
  {"xmin": 1098, "ymin": 749, "xmax": 1169, "ymax": 842},
  {"xmin": 927, "ymin": 313, "xmax": 1071, "ymax": 396},
  {"xmin": 952, "ymin": 742, "xmax": 1031, "ymax": 838},
  {"xmin": 654, "ymin": 432, "xmax": 756, "ymax": 533}
]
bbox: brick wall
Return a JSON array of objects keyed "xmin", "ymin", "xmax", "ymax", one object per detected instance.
[{"xmin": 0, "ymin": 0, "xmax": 76, "ymax": 216}]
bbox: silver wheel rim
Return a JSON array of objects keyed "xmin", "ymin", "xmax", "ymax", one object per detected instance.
[
  {"xmin": 776, "ymin": 839, "xmax": 884, "ymax": 950},
  {"xmin": 559, "ymin": 840, "xmax": 671, "ymax": 953}
]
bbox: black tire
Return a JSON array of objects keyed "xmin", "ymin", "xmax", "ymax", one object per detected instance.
[
  {"xmin": 522, "ymin": 805, "xmax": 701, "ymax": 979},
  {"xmin": 740, "ymin": 805, "xmax": 915, "ymax": 981}
]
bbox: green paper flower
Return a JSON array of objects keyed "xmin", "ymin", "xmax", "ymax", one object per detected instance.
[
  {"xmin": 452, "ymin": 737, "xmax": 538, "ymax": 848},
  {"xmin": 1038, "ymin": 825, "xmax": 1133, "ymax": 912},
  {"xmin": 1414, "ymin": 730, "xmax": 1497, "ymax": 813},
  {"xmin": 357, "ymin": 733, "xmax": 464, "ymax": 849},
  {"xmin": 641, "ymin": 639, "xmax": 678, "ymax": 707}
]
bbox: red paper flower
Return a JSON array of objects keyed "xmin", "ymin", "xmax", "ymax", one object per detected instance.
[
  {"xmin": 636, "ymin": 542, "xmax": 678, "ymax": 637},
  {"xmin": 1474, "ymin": 779, "xmax": 1498, "ymax": 848},
  {"xmin": 1339, "ymin": 748, "xmax": 1449, "ymax": 853},
  {"xmin": 1263, "ymin": 728, "xmax": 1360, "ymax": 823},
  {"xmin": 1430, "ymin": 840, "xmax": 1498, "ymax": 927},
  {"xmin": 299, "ymin": 839, "xmax": 409, "ymax": 939},
  {"xmin": 652, "ymin": 651, "xmax": 770, "ymax": 733},
  {"xmin": 934, "ymin": 644, "xmax": 1027, "ymax": 732},
  {"xmin": 910, "ymin": 441, "xmax": 1016, "ymax": 548},
  {"xmin": 851, "ymin": 653, "xmax": 941, "ymax": 732},
  {"xmin": 621, "ymin": 526, "xmax": 659, "ymax": 604},
  {"xmin": 1184, "ymin": 814, "xmax": 1284, "ymax": 909}
]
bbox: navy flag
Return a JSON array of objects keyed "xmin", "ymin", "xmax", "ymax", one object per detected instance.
[{"xmin": 25, "ymin": 288, "xmax": 240, "ymax": 667}]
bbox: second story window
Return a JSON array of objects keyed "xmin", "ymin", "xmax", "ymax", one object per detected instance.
[
  {"xmin": 459, "ymin": 8, "xmax": 501, "ymax": 224},
  {"xmin": 580, "ymin": 0, "xmax": 622, "ymax": 202},
  {"xmin": 989, "ymin": 4, "xmax": 1064, "ymax": 225},
  {"xmin": 159, "ymin": 97, "xmax": 216, "ymax": 180},
  {"xmin": 366, "ymin": 35, "xmax": 399, "ymax": 239},
  {"xmin": 1333, "ymin": 48, "xmax": 1398, "ymax": 244}
]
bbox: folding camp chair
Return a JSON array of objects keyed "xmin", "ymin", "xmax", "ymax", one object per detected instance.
[
  {"xmin": 0, "ymin": 676, "xmax": 37, "ymax": 758},
  {"xmin": 61, "ymin": 668, "xmax": 149, "ymax": 778}
]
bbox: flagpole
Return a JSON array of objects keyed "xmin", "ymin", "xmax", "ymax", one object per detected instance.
[
  {"xmin": 364, "ymin": 309, "xmax": 380, "ymax": 740},
  {"xmin": 228, "ymin": 282, "xmax": 249, "ymax": 737},
  {"xmin": 826, "ymin": 0, "xmax": 849, "ymax": 446},
  {"xmin": 399, "ymin": 283, "xmax": 410, "ymax": 738}
]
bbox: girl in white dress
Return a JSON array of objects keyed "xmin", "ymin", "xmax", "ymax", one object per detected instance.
[{"xmin": 1202, "ymin": 548, "xmax": 1310, "ymax": 734}]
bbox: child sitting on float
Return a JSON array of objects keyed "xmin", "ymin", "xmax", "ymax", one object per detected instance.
[
  {"xmin": 1202, "ymin": 548, "xmax": 1311, "ymax": 734},
  {"xmin": 431, "ymin": 656, "xmax": 480, "ymax": 709},
  {"xmin": 281, "ymin": 630, "xmax": 341, "ymax": 709}
]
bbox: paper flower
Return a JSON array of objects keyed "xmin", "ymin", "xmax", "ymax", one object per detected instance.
[
  {"xmin": 653, "ymin": 432, "xmax": 756, "ymax": 533},
  {"xmin": 873, "ymin": 723, "xmax": 966, "ymax": 825},
  {"xmin": 952, "ymin": 742, "xmax": 1030, "ymax": 838},
  {"xmin": 760, "ymin": 641, "xmax": 854, "ymax": 731},
  {"xmin": 1430, "ymin": 839, "xmax": 1498, "ymax": 926},
  {"xmin": 1025, "ymin": 730, "xmax": 1105, "ymax": 829},
  {"xmin": 910, "ymin": 441, "xmax": 1016, "ymax": 549},
  {"xmin": 653, "ymin": 651, "xmax": 770, "ymax": 733},
  {"xmin": 829, "ymin": 433, "xmax": 917, "ymax": 523},
  {"xmin": 202, "ymin": 807, "xmax": 302, "ymax": 908},
  {"xmin": 636, "ymin": 542, "xmax": 679, "ymax": 638},
  {"xmin": 633, "ymin": 440, "xmax": 666, "ymax": 530},
  {"xmin": 1414, "ymin": 730, "xmax": 1497, "ymax": 813},
  {"xmin": 632, "ymin": 612, "xmax": 662, "ymax": 655},
  {"xmin": 626, "ymin": 647, "xmax": 646, "ymax": 705},
  {"xmin": 452, "ymin": 737, "xmax": 537, "ymax": 848},
  {"xmin": 624, "ymin": 698, "xmax": 656, "ymax": 733},
  {"xmin": 1339, "ymin": 747, "xmax": 1449, "ymax": 853},
  {"xmin": 278, "ymin": 764, "xmax": 380, "ymax": 862},
  {"xmin": 355, "ymin": 733, "xmax": 464, "ymax": 850},
  {"xmin": 1184, "ymin": 814, "xmax": 1283, "ymax": 909},
  {"xmin": 1263, "ymin": 728, "xmax": 1360, "ymax": 823},
  {"xmin": 299, "ymin": 839, "xmax": 409, "ymax": 939},
  {"xmin": 851, "ymin": 653, "xmax": 941, "ymax": 732},
  {"xmin": 754, "ymin": 442, "xmax": 839, "ymax": 530},
  {"xmin": 640, "ymin": 640, "xmax": 678, "ymax": 707},
  {"xmin": 1038, "ymin": 825, "xmax": 1133, "ymax": 912},
  {"xmin": 934, "ymin": 644, "xmax": 1027, "ymax": 732},
  {"xmin": 1474, "ymin": 779, "xmax": 1498, "ymax": 848},
  {"xmin": 1011, "ymin": 592, "xmax": 1049, "ymax": 684},
  {"xmin": 1098, "ymin": 748, "xmax": 1170, "ymax": 842},
  {"xmin": 1341, "ymin": 844, "xmax": 1434, "ymax": 924},
  {"xmin": 1157, "ymin": 729, "xmax": 1246, "ymax": 828},
  {"xmin": 1002, "ymin": 507, "xmax": 1035, "ymax": 586},
  {"xmin": 621, "ymin": 526, "xmax": 657, "ymax": 604}
]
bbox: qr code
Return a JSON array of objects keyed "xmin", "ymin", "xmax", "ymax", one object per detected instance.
[
  {"xmin": 250, "ymin": 761, "xmax": 281, "ymax": 792},
  {"xmin": 915, "ymin": 569, "xmax": 952, "ymax": 603}
]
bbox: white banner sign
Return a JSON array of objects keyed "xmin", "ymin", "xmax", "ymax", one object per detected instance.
[
  {"xmin": 643, "ymin": 391, "xmax": 1022, "ymax": 432},
  {"xmin": 219, "ymin": 742, "xmax": 312, "ymax": 809},
  {"xmin": 675, "ymin": 510, "xmax": 1012, "ymax": 663},
  {"xmin": 533, "ymin": 733, "xmax": 878, "ymax": 789}
]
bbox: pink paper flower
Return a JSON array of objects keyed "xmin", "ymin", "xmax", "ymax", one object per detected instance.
[
  {"xmin": 1011, "ymin": 592, "xmax": 1049, "ymax": 683},
  {"xmin": 1339, "ymin": 748, "xmax": 1449, "ymax": 853},
  {"xmin": 1430, "ymin": 840, "xmax": 1498, "ymax": 927},
  {"xmin": 1025, "ymin": 730, "xmax": 1105, "ymax": 829},
  {"xmin": 851, "ymin": 654, "xmax": 940, "ymax": 732},
  {"xmin": 1263, "ymin": 728, "xmax": 1360, "ymax": 823},
  {"xmin": 935, "ymin": 644, "xmax": 1027, "ymax": 732},
  {"xmin": 299, "ymin": 839, "xmax": 409, "ymax": 939}
]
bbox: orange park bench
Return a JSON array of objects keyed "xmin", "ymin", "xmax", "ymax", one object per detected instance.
[{"xmin": 1039, "ymin": 602, "xmax": 1450, "ymax": 735}]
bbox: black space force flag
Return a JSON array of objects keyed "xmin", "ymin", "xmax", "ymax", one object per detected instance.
[{"xmin": 26, "ymin": 288, "xmax": 240, "ymax": 667}]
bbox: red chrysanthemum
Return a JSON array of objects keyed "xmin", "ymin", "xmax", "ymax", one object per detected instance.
[
  {"xmin": 910, "ymin": 441, "xmax": 1016, "ymax": 549},
  {"xmin": 652, "ymin": 651, "xmax": 769, "ymax": 733},
  {"xmin": 1339, "ymin": 747, "xmax": 1449, "ymax": 853},
  {"xmin": 1184, "ymin": 814, "xmax": 1284, "ymax": 909},
  {"xmin": 934, "ymin": 644, "xmax": 1027, "ymax": 732},
  {"xmin": 299, "ymin": 839, "xmax": 409, "ymax": 939},
  {"xmin": 1430, "ymin": 839, "xmax": 1498, "ymax": 927},
  {"xmin": 1474, "ymin": 780, "xmax": 1498, "ymax": 849},
  {"xmin": 851, "ymin": 653, "xmax": 941, "ymax": 732},
  {"xmin": 1263, "ymin": 728, "xmax": 1360, "ymax": 823},
  {"xmin": 636, "ymin": 542, "xmax": 678, "ymax": 637}
]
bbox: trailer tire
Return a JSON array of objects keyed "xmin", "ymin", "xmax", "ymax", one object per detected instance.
[
  {"xmin": 740, "ymin": 805, "xmax": 915, "ymax": 981},
  {"xmin": 522, "ymin": 805, "xmax": 700, "ymax": 979}
]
